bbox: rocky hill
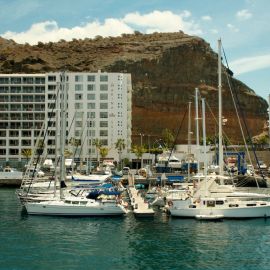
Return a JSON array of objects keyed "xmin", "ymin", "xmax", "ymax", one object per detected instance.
[{"xmin": 0, "ymin": 32, "xmax": 267, "ymax": 145}]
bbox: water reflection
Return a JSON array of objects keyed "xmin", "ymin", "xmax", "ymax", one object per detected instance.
[{"xmin": 2, "ymin": 188, "xmax": 270, "ymax": 270}]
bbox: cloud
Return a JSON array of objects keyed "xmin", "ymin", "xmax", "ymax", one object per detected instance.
[
  {"xmin": 201, "ymin": 16, "xmax": 212, "ymax": 21},
  {"xmin": 123, "ymin": 10, "xmax": 201, "ymax": 34},
  {"xmin": 230, "ymin": 54, "xmax": 270, "ymax": 75},
  {"xmin": 227, "ymin": 23, "xmax": 239, "ymax": 32},
  {"xmin": 210, "ymin": 29, "xmax": 218, "ymax": 34},
  {"xmin": 1, "ymin": 10, "xmax": 202, "ymax": 45},
  {"xmin": 236, "ymin": 9, "xmax": 253, "ymax": 20}
]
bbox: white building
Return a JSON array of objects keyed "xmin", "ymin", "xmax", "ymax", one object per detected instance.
[{"xmin": 0, "ymin": 71, "xmax": 132, "ymax": 167}]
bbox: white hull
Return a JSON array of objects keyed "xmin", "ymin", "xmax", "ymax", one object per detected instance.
[
  {"xmin": 25, "ymin": 200, "xmax": 127, "ymax": 216},
  {"xmin": 169, "ymin": 202, "xmax": 270, "ymax": 218},
  {"xmin": 72, "ymin": 174, "xmax": 111, "ymax": 185}
]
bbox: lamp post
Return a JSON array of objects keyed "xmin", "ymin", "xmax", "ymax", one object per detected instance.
[{"xmin": 139, "ymin": 133, "xmax": 144, "ymax": 168}]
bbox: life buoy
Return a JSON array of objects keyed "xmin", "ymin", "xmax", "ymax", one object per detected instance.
[{"xmin": 168, "ymin": 200, "xmax": 173, "ymax": 207}]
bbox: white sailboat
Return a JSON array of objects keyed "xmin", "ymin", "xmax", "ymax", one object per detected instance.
[
  {"xmin": 24, "ymin": 72, "xmax": 127, "ymax": 216},
  {"xmin": 168, "ymin": 39, "xmax": 270, "ymax": 219}
]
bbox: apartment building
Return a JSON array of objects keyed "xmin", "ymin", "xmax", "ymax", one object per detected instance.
[{"xmin": 0, "ymin": 71, "xmax": 132, "ymax": 167}]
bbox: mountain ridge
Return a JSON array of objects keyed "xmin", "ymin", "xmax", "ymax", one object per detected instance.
[{"xmin": 0, "ymin": 32, "xmax": 267, "ymax": 144}]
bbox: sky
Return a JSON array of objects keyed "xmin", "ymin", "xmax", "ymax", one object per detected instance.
[{"xmin": 0, "ymin": 0, "xmax": 269, "ymax": 101}]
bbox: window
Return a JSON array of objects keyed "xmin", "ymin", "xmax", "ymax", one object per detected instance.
[
  {"xmin": 100, "ymin": 112, "xmax": 108, "ymax": 118},
  {"xmin": 9, "ymin": 149, "xmax": 19, "ymax": 155},
  {"xmin": 75, "ymin": 121, "xmax": 83, "ymax": 128},
  {"xmin": 87, "ymin": 103, "xmax": 95, "ymax": 109},
  {"xmin": 0, "ymin": 86, "xmax": 9, "ymax": 93},
  {"xmin": 87, "ymin": 112, "xmax": 95, "ymax": 118},
  {"xmin": 0, "ymin": 77, "xmax": 9, "ymax": 84},
  {"xmin": 22, "ymin": 140, "xmax": 31, "ymax": 146},
  {"xmin": 36, "ymin": 86, "xmax": 45, "ymax": 93},
  {"xmin": 100, "ymin": 103, "xmax": 108, "ymax": 109},
  {"xmin": 22, "ymin": 131, "xmax": 31, "ymax": 137},
  {"xmin": 23, "ymin": 77, "xmax": 34, "ymax": 84},
  {"xmin": 216, "ymin": 200, "xmax": 224, "ymax": 205},
  {"xmin": 100, "ymin": 130, "xmax": 108, "ymax": 136},
  {"xmin": 75, "ymin": 84, "xmax": 83, "ymax": 91},
  {"xmin": 35, "ymin": 77, "xmax": 45, "ymax": 84},
  {"xmin": 87, "ymin": 75, "xmax": 95, "ymax": 82},
  {"xmin": 48, "ymin": 76, "xmax": 56, "ymax": 82},
  {"xmin": 48, "ymin": 85, "xmax": 56, "ymax": 91},
  {"xmin": 75, "ymin": 94, "xmax": 83, "ymax": 100},
  {"xmin": 87, "ymin": 84, "xmax": 95, "ymax": 91},
  {"xmin": 100, "ymin": 93, "xmax": 108, "ymax": 100},
  {"xmin": 0, "ymin": 140, "xmax": 6, "ymax": 146},
  {"xmin": 100, "ymin": 121, "xmax": 108, "ymax": 127},
  {"xmin": 0, "ymin": 149, "xmax": 6, "ymax": 155},
  {"xmin": 75, "ymin": 111, "xmax": 84, "ymax": 118},
  {"xmin": 9, "ymin": 140, "xmax": 19, "ymax": 146},
  {"xmin": 10, "ymin": 77, "xmax": 21, "ymax": 84},
  {"xmin": 100, "ymin": 84, "xmax": 108, "ymax": 91},
  {"xmin": 23, "ymin": 86, "xmax": 34, "ymax": 93},
  {"xmin": 88, "ymin": 121, "xmax": 95, "ymax": 128},
  {"xmin": 100, "ymin": 75, "xmax": 108, "ymax": 82},
  {"xmin": 88, "ymin": 130, "xmax": 95, "ymax": 137},
  {"xmin": 0, "ymin": 131, "xmax": 6, "ymax": 137},
  {"xmin": 75, "ymin": 103, "xmax": 83, "ymax": 109},
  {"xmin": 75, "ymin": 75, "xmax": 83, "ymax": 82},
  {"xmin": 9, "ymin": 131, "xmax": 19, "ymax": 137},
  {"xmin": 100, "ymin": 139, "xmax": 108, "ymax": 146},
  {"xmin": 207, "ymin": 201, "xmax": 215, "ymax": 207},
  {"xmin": 87, "ymin": 94, "xmax": 95, "ymax": 100}
]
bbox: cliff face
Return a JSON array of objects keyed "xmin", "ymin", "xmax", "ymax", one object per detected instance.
[{"xmin": 0, "ymin": 32, "xmax": 267, "ymax": 144}]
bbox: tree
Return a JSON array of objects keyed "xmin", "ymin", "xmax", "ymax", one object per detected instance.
[
  {"xmin": 150, "ymin": 147, "xmax": 163, "ymax": 164},
  {"xmin": 115, "ymin": 139, "xmax": 126, "ymax": 169},
  {"xmin": 93, "ymin": 139, "xmax": 103, "ymax": 165},
  {"xmin": 162, "ymin": 128, "xmax": 175, "ymax": 150},
  {"xmin": 64, "ymin": 149, "xmax": 73, "ymax": 158},
  {"xmin": 21, "ymin": 149, "xmax": 32, "ymax": 164},
  {"xmin": 99, "ymin": 147, "xmax": 109, "ymax": 160},
  {"xmin": 132, "ymin": 144, "xmax": 146, "ymax": 169}
]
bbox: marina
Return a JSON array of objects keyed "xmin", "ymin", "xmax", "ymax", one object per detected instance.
[{"xmin": 2, "ymin": 187, "xmax": 270, "ymax": 270}]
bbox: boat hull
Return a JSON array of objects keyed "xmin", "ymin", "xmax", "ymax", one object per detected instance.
[
  {"xmin": 170, "ymin": 204, "xmax": 270, "ymax": 218},
  {"xmin": 25, "ymin": 201, "xmax": 127, "ymax": 216}
]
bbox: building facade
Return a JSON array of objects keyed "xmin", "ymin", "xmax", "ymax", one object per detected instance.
[{"xmin": 0, "ymin": 71, "xmax": 132, "ymax": 167}]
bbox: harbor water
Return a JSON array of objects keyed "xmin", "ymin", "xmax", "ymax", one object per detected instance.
[{"xmin": 1, "ymin": 188, "xmax": 270, "ymax": 270}]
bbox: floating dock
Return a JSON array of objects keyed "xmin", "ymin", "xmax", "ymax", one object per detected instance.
[{"xmin": 127, "ymin": 186, "xmax": 155, "ymax": 217}]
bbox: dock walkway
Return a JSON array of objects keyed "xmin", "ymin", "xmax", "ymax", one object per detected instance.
[{"xmin": 127, "ymin": 186, "xmax": 155, "ymax": 217}]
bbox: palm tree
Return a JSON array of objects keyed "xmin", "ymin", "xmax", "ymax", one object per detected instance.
[
  {"xmin": 115, "ymin": 139, "xmax": 126, "ymax": 170},
  {"xmin": 99, "ymin": 147, "xmax": 109, "ymax": 161},
  {"xmin": 162, "ymin": 128, "xmax": 175, "ymax": 150},
  {"xmin": 132, "ymin": 144, "xmax": 146, "ymax": 169},
  {"xmin": 21, "ymin": 149, "xmax": 32, "ymax": 165},
  {"xmin": 93, "ymin": 139, "xmax": 102, "ymax": 166}
]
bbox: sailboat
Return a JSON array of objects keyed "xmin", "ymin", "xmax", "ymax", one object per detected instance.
[
  {"xmin": 168, "ymin": 39, "xmax": 270, "ymax": 219},
  {"xmin": 24, "ymin": 72, "xmax": 127, "ymax": 216}
]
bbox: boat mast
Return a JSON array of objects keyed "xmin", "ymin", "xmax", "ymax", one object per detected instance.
[
  {"xmin": 60, "ymin": 71, "xmax": 67, "ymax": 199},
  {"xmin": 218, "ymin": 39, "xmax": 224, "ymax": 177},
  {"xmin": 202, "ymin": 98, "xmax": 207, "ymax": 196},
  {"xmin": 54, "ymin": 82, "xmax": 60, "ymax": 197},
  {"xmin": 195, "ymin": 88, "xmax": 200, "ymax": 174},
  {"xmin": 187, "ymin": 101, "xmax": 192, "ymax": 182},
  {"xmin": 268, "ymin": 94, "xmax": 270, "ymax": 149}
]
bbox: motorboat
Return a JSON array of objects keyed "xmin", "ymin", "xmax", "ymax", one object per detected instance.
[{"xmin": 0, "ymin": 166, "xmax": 23, "ymax": 180}]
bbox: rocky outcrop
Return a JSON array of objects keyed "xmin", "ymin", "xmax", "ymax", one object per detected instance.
[{"xmin": 0, "ymin": 32, "xmax": 267, "ymax": 144}]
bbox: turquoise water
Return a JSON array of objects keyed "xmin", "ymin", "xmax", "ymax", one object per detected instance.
[{"xmin": 1, "ymin": 188, "xmax": 270, "ymax": 270}]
